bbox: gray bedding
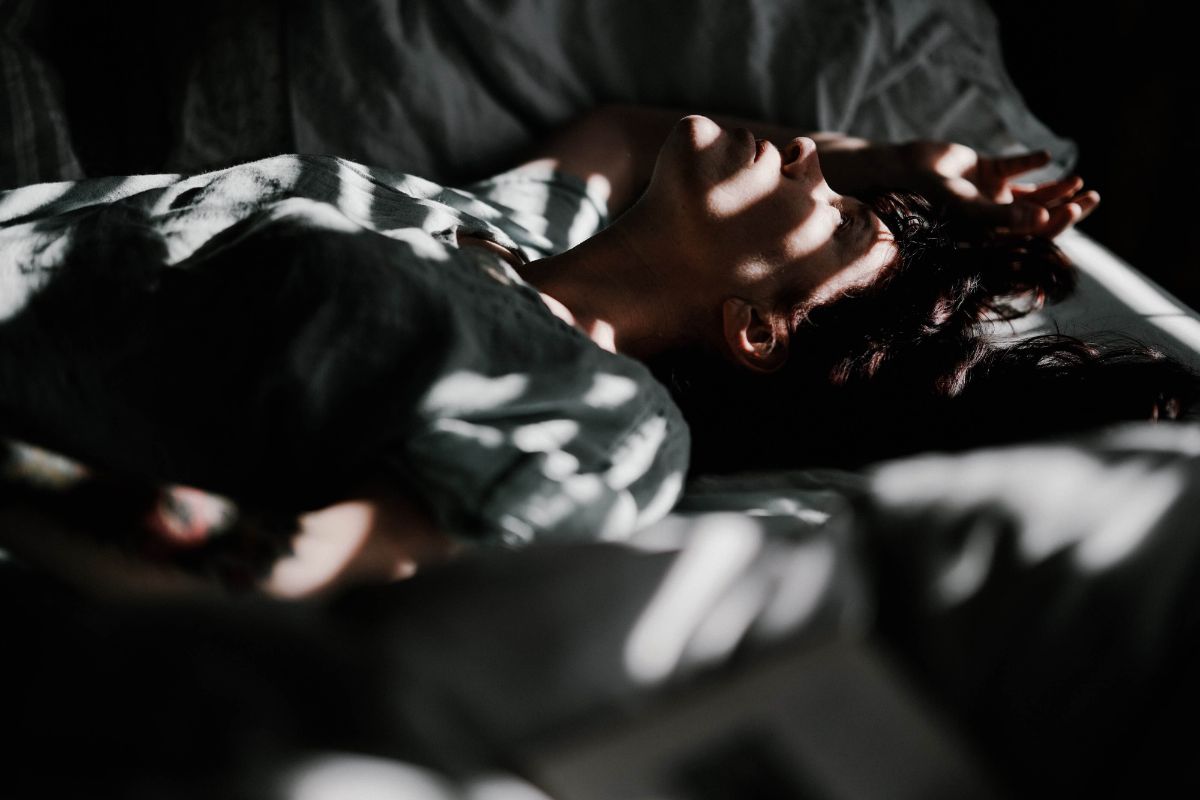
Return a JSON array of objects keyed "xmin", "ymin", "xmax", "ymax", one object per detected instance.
[
  {"xmin": 170, "ymin": 0, "xmax": 1076, "ymax": 184},
  {"xmin": 6, "ymin": 423, "xmax": 1200, "ymax": 798}
]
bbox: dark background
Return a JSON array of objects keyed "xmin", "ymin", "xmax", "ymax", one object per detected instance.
[{"xmin": 986, "ymin": 1, "xmax": 1198, "ymax": 311}]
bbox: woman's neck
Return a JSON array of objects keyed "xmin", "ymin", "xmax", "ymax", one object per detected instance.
[{"xmin": 517, "ymin": 216, "xmax": 690, "ymax": 359}]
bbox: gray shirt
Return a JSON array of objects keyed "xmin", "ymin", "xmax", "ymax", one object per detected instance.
[{"xmin": 0, "ymin": 155, "xmax": 689, "ymax": 545}]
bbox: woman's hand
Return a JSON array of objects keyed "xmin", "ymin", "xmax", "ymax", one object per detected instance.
[
  {"xmin": 0, "ymin": 436, "xmax": 458, "ymax": 601},
  {"xmin": 884, "ymin": 141, "xmax": 1100, "ymax": 238},
  {"xmin": 262, "ymin": 483, "xmax": 460, "ymax": 599}
]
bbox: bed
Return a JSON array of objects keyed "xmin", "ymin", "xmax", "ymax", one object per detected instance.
[{"xmin": 3, "ymin": 1, "xmax": 1200, "ymax": 798}]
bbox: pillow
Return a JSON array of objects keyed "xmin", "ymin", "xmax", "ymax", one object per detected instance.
[
  {"xmin": 0, "ymin": 0, "xmax": 83, "ymax": 188},
  {"xmin": 279, "ymin": 0, "xmax": 1076, "ymax": 183},
  {"xmin": 166, "ymin": 1, "xmax": 291, "ymax": 174}
]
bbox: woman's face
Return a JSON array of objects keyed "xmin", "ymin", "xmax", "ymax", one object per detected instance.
[{"xmin": 641, "ymin": 116, "xmax": 897, "ymax": 309}]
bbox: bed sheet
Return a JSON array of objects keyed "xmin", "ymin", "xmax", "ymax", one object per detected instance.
[
  {"xmin": 5, "ymin": 420, "xmax": 1199, "ymax": 798},
  {"xmin": 554, "ymin": 419, "xmax": 1200, "ymax": 798},
  {"xmin": 985, "ymin": 228, "xmax": 1200, "ymax": 375}
]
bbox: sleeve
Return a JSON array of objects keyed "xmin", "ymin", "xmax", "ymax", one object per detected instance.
[
  {"xmin": 460, "ymin": 164, "xmax": 610, "ymax": 257},
  {"xmin": 391, "ymin": 299, "xmax": 691, "ymax": 548},
  {"xmin": 399, "ymin": 373, "xmax": 690, "ymax": 548}
]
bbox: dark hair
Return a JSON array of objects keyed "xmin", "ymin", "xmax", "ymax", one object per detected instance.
[
  {"xmin": 652, "ymin": 191, "xmax": 1200, "ymax": 473},
  {"xmin": 785, "ymin": 191, "xmax": 1076, "ymax": 382}
]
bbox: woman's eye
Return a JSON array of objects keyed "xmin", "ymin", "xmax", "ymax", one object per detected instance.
[{"xmin": 838, "ymin": 211, "xmax": 852, "ymax": 231}]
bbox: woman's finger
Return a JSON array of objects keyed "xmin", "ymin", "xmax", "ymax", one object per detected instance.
[
  {"xmin": 984, "ymin": 150, "xmax": 1053, "ymax": 179},
  {"xmin": 1012, "ymin": 176, "xmax": 1085, "ymax": 204},
  {"xmin": 965, "ymin": 198, "xmax": 1049, "ymax": 233},
  {"xmin": 1071, "ymin": 188, "xmax": 1099, "ymax": 209},
  {"xmin": 1040, "ymin": 202, "xmax": 1084, "ymax": 238},
  {"xmin": 950, "ymin": 195, "xmax": 1046, "ymax": 232},
  {"xmin": 1070, "ymin": 190, "xmax": 1100, "ymax": 223},
  {"xmin": 1041, "ymin": 191, "xmax": 1100, "ymax": 233}
]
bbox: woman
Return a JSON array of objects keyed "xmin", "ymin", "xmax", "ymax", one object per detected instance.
[
  {"xmin": 579, "ymin": 111, "xmax": 1190, "ymax": 472},
  {"xmin": 0, "ymin": 105, "xmax": 1165, "ymax": 597}
]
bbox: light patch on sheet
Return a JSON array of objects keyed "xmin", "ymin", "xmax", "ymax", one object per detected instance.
[
  {"xmin": 1010, "ymin": 453, "xmax": 1160, "ymax": 564},
  {"xmin": 976, "ymin": 231, "xmax": 1200, "ymax": 374},
  {"xmin": 873, "ymin": 447, "xmax": 1101, "ymax": 563},
  {"xmin": 624, "ymin": 514, "xmax": 764, "ymax": 685},
  {"xmin": 681, "ymin": 568, "xmax": 770, "ymax": 667},
  {"xmin": 1147, "ymin": 314, "xmax": 1200, "ymax": 361},
  {"xmin": 1055, "ymin": 230, "xmax": 1200, "ymax": 359},
  {"xmin": 582, "ymin": 373, "xmax": 638, "ymax": 409},
  {"xmin": 422, "ymin": 371, "xmax": 528, "ymax": 413},
  {"xmin": 1058, "ymin": 231, "xmax": 1184, "ymax": 317},
  {"xmin": 754, "ymin": 538, "xmax": 837, "ymax": 638},
  {"xmin": 1075, "ymin": 465, "xmax": 1186, "ymax": 573},
  {"xmin": 871, "ymin": 445, "xmax": 1195, "ymax": 578},
  {"xmin": 626, "ymin": 514, "xmax": 694, "ymax": 552},
  {"xmin": 282, "ymin": 753, "xmax": 459, "ymax": 800},
  {"xmin": 933, "ymin": 519, "xmax": 999, "ymax": 607},
  {"xmin": 464, "ymin": 775, "xmax": 555, "ymax": 800},
  {"xmin": 1102, "ymin": 423, "xmax": 1200, "ymax": 455}
]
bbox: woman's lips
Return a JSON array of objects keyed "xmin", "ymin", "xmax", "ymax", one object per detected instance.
[{"xmin": 753, "ymin": 138, "xmax": 770, "ymax": 162}]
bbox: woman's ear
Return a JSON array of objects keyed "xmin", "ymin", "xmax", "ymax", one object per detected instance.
[{"xmin": 721, "ymin": 297, "xmax": 789, "ymax": 373}]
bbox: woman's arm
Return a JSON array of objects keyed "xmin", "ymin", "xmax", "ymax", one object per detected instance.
[
  {"xmin": 1, "ymin": 438, "xmax": 457, "ymax": 600},
  {"xmin": 262, "ymin": 483, "xmax": 460, "ymax": 599},
  {"xmin": 518, "ymin": 104, "xmax": 1097, "ymax": 237},
  {"xmin": 0, "ymin": 487, "xmax": 457, "ymax": 601}
]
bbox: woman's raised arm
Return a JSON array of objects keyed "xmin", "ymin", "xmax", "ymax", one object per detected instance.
[{"xmin": 515, "ymin": 104, "xmax": 1097, "ymax": 236}]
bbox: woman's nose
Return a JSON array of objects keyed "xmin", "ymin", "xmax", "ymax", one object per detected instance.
[{"xmin": 781, "ymin": 137, "xmax": 825, "ymax": 186}]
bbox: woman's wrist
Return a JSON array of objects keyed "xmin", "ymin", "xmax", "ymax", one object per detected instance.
[{"xmin": 811, "ymin": 136, "xmax": 906, "ymax": 196}]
